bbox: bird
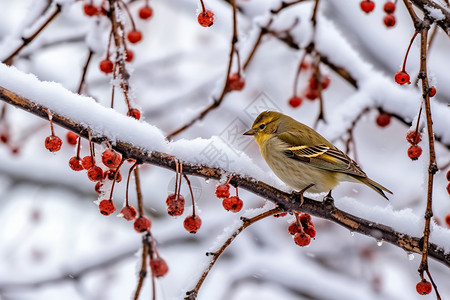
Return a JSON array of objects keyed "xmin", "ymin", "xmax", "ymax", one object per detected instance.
[{"xmin": 243, "ymin": 111, "xmax": 392, "ymax": 202}]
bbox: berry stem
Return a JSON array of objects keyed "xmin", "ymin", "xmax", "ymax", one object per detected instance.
[
  {"xmin": 108, "ymin": 157, "xmax": 125, "ymax": 200},
  {"xmin": 77, "ymin": 50, "xmax": 93, "ymax": 94},
  {"xmin": 293, "ymin": 52, "xmax": 307, "ymax": 96},
  {"xmin": 224, "ymin": 175, "xmax": 234, "ymax": 185},
  {"xmin": 199, "ymin": 0, "xmax": 206, "ymax": 13},
  {"xmin": 177, "ymin": 163, "xmax": 183, "ymax": 199},
  {"xmin": 118, "ymin": 0, "xmax": 137, "ymax": 31},
  {"xmin": 401, "ymin": 31, "xmax": 418, "ymax": 72},
  {"xmin": 75, "ymin": 131, "xmax": 82, "ymax": 158},
  {"xmin": 87, "ymin": 130, "xmax": 96, "ymax": 160},
  {"xmin": 133, "ymin": 232, "xmax": 150, "ymax": 300},
  {"xmin": 235, "ymin": 186, "xmax": 239, "ymax": 198},
  {"xmin": 425, "ymin": 269, "xmax": 442, "ymax": 300},
  {"xmin": 134, "ymin": 166, "xmax": 144, "ymax": 216},
  {"xmin": 125, "ymin": 161, "xmax": 138, "ymax": 207},
  {"xmin": 183, "ymin": 174, "xmax": 196, "ymax": 216},
  {"xmin": 173, "ymin": 158, "xmax": 179, "ymax": 197}
]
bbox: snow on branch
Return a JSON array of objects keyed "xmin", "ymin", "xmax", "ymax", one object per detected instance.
[{"xmin": 0, "ymin": 63, "xmax": 449, "ymax": 267}]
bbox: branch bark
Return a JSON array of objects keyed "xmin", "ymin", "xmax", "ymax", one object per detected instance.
[{"xmin": 0, "ymin": 86, "xmax": 449, "ymax": 268}]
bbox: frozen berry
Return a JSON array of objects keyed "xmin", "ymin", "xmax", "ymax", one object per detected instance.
[
  {"xmin": 84, "ymin": 4, "xmax": 98, "ymax": 16},
  {"xmin": 288, "ymin": 222, "xmax": 302, "ymax": 235},
  {"xmin": 227, "ymin": 73, "xmax": 245, "ymax": 91},
  {"xmin": 134, "ymin": 216, "xmax": 152, "ymax": 232},
  {"xmin": 360, "ymin": 0, "xmax": 375, "ymax": 13},
  {"xmin": 66, "ymin": 131, "xmax": 78, "ymax": 145},
  {"xmin": 45, "ymin": 135, "xmax": 62, "ymax": 152},
  {"xmin": 102, "ymin": 149, "xmax": 122, "ymax": 169},
  {"xmin": 82, "ymin": 155, "xmax": 95, "ymax": 170},
  {"xmin": 183, "ymin": 215, "xmax": 202, "ymax": 233},
  {"xmin": 215, "ymin": 184, "xmax": 230, "ymax": 199},
  {"xmin": 305, "ymin": 88, "xmax": 319, "ymax": 100},
  {"xmin": 127, "ymin": 108, "xmax": 141, "ymax": 120},
  {"xmin": 99, "ymin": 59, "xmax": 114, "ymax": 74},
  {"xmin": 87, "ymin": 166, "xmax": 104, "ymax": 182},
  {"xmin": 416, "ymin": 280, "xmax": 432, "ymax": 295},
  {"xmin": 127, "ymin": 30, "xmax": 142, "ymax": 44},
  {"xmin": 384, "ymin": 1, "xmax": 396, "ymax": 14},
  {"xmin": 429, "ymin": 86, "xmax": 436, "ymax": 97},
  {"xmin": 289, "ymin": 96, "xmax": 302, "ymax": 108},
  {"xmin": 445, "ymin": 214, "xmax": 450, "ymax": 226},
  {"xmin": 376, "ymin": 113, "xmax": 391, "ymax": 127},
  {"xmin": 105, "ymin": 169, "xmax": 122, "ymax": 182},
  {"xmin": 150, "ymin": 257, "xmax": 169, "ymax": 277},
  {"xmin": 383, "ymin": 14, "xmax": 396, "ymax": 27},
  {"xmin": 293, "ymin": 232, "xmax": 311, "ymax": 247},
  {"xmin": 408, "ymin": 145, "xmax": 422, "ymax": 161},
  {"xmin": 198, "ymin": 10, "xmax": 214, "ymax": 27},
  {"xmin": 95, "ymin": 181, "xmax": 103, "ymax": 194},
  {"xmin": 304, "ymin": 225, "xmax": 316, "ymax": 238},
  {"xmin": 139, "ymin": 6, "xmax": 153, "ymax": 19},
  {"xmin": 166, "ymin": 194, "xmax": 185, "ymax": 216},
  {"xmin": 99, "ymin": 200, "xmax": 115, "ymax": 216},
  {"xmin": 395, "ymin": 70, "xmax": 410, "ymax": 85},
  {"xmin": 222, "ymin": 196, "xmax": 243, "ymax": 213},
  {"xmin": 125, "ymin": 49, "xmax": 134, "ymax": 62},
  {"xmin": 406, "ymin": 130, "xmax": 422, "ymax": 145},
  {"xmin": 120, "ymin": 205, "xmax": 137, "ymax": 221},
  {"xmin": 69, "ymin": 156, "xmax": 83, "ymax": 171}
]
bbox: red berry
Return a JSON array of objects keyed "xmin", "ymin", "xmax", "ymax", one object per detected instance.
[
  {"xmin": 376, "ymin": 113, "xmax": 391, "ymax": 127},
  {"xmin": 384, "ymin": 1, "xmax": 396, "ymax": 14},
  {"xmin": 127, "ymin": 31, "xmax": 142, "ymax": 44},
  {"xmin": 293, "ymin": 232, "xmax": 311, "ymax": 247},
  {"xmin": 446, "ymin": 170, "xmax": 450, "ymax": 181},
  {"xmin": 120, "ymin": 205, "xmax": 137, "ymax": 221},
  {"xmin": 134, "ymin": 216, "xmax": 152, "ymax": 232},
  {"xmin": 183, "ymin": 215, "xmax": 202, "ymax": 233},
  {"xmin": 395, "ymin": 71, "xmax": 410, "ymax": 85},
  {"xmin": 446, "ymin": 183, "xmax": 450, "ymax": 196},
  {"xmin": 288, "ymin": 222, "xmax": 302, "ymax": 235},
  {"xmin": 215, "ymin": 184, "xmax": 230, "ymax": 198},
  {"xmin": 166, "ymin": 194, "xmax": 185, "ymax": 216},
  {"xmin": 304, "ymin": 225, "xmax": 316, "ymax": 238},
  {"xmin": 360, "ymin": 0, "xmax": 375, "ymax": 13},
  {"xmin": 99, "ymin": 200, "xmax": 115, "ymax": 216},
  {"xmin": 139, "ymin": 6, "xmax": 153, "ymax": 19},
  {"xmin": 105, "ymin": 169, "xmax": 122, "ymax": 182},
  {"xmin": 406, "ymin": 130, "xmax": 422, "ymax": 145},
  {"xmin": 102, "ymin": 149, "xmax": 122, "ymax": 169},
  {"xmin": 408, "ymin": 145, "xmax": 422, "ymax": 161},
  {"xmin": 87, "ymin": 166, "xmax": 104, "ymax": 182},
  {"xmin": 305, "ymin": 88, "xmax": 319, "ymax": 100},
  {"xmin": 429, "ymin": 86, "xmax": 436, "ymax": 97},
  {"xmin": 227, "ymin": 73, "xmax": 245, "ymax": 91},
  {"xmin": 222, "ymin": 196, "xmax": 243, "ymax": 213},
  {"xmin": 45, "ymin": 135, "xmax": 62, "ymax": 152},
  {"xmin": 0, "ymin": 132, "xmax": 9, "ymax": 144},
  {"xmin": 198, "ymin": 10, "xmax": 214, "ymax": 27},
  {"xmin": 321, "ymin": 76, "xmax": 331, "ymax": 89},
  {"xmin": 288, "ymin": 96, "xmax": 302, "ymax": 108},
  {"xmin": 95, "ymin": 181, "xmax": 103, "ymax": 194},
  {"xmin": 83, "ymin": 4, "xmax": 98, "ymax": 16},
  {"xmin": 383, "ymin": 14, "xmax": 396, "ymax": 27},
  {"xmin": 82, "ymin": 155, "xmax": 95, "ymax": 170},
  {"xmin": 69, "ymin": 156, "xmax": 83, "ymax": 171},
  {"xmin": 445, "ymin": 214, "xmax": 450, "ymax": 226},
  {"xmin": 150, "ymin": 257, "xmax": 169, "ymax": 277},
  {"xmin": 99, "ymin": 59, "xmax": 114, "ymax": 74},
  {"xmin": 127, "ymin": 108, "xmax": 141, "ymax": 120},
  {"xmin": 125, "ymin": 49, "xmax": 134, "ymax": 62},
  {"xmin": 66, "ymin": 132, "xmax": 78, "ymax": 145},
  {"xmin": 416, "ymin": 280, "xmax": 432, "ymax": 295},
  {"xmin": 308, "ymin": 76, "xmax": 329, "ymax": 90}
]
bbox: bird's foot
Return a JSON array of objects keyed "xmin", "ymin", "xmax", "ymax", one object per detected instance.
[{"xmin": 292, "ymin": 184, "xmax": 315, "ymax": 206}]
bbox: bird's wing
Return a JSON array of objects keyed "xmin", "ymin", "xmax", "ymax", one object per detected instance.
[{"xmin": 284, "ymin": 144, "xmax": 367, "ymax": 178}]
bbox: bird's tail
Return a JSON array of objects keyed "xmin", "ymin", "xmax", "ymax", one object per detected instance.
[{"xmin": 356, "ymin": 177, "xmax": 393, "ymax": 200}]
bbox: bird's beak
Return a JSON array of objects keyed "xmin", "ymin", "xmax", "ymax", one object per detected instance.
[{"xmin": 243, "ymin": 128, "xmax": 257, "ymax": 136}]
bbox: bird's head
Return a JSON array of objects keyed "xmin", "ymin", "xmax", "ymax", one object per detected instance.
[{"xmin": 243, "ymin": 111, "xmax": 283, "ymax": 144}]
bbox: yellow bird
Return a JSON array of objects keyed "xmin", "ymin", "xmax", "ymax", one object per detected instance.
[{"xmin": 244, "ymin": 111, "xmax": 392, "ymax": 201}]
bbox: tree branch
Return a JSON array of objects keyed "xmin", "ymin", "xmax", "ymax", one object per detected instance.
[{"xmin": 0, "ymin": 86, "xmax": 448, "ymax": 268}]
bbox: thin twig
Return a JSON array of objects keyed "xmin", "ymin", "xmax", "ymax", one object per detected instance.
[{"xmin": 133, "ymin": 233, "xmax": 150, "ymax": 300}]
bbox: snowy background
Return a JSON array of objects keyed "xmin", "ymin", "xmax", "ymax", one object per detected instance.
[{"xmin": 0, "ymin": 0, "xmax": 449, "ymax": 299}]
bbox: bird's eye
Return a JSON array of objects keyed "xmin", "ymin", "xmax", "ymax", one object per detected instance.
[{"xmin": 259, "ymin": 124, "xmax": 266, "ymax": 130}]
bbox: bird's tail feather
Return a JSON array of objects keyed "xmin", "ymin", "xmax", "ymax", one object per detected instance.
[{"xmin": 356, "ymin": 177, "xmax": 392, "ymax": 201}]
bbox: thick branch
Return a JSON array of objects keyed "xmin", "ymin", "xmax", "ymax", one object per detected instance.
[{"xmin": 0, "ymin": 86, "xmax": 449, "ymax": 268}]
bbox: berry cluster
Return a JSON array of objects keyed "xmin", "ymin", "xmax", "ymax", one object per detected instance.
[
  {"xmin": 406, "ymin": 129, "xmax": 422, "ymax": 161},
  {"xmin": 289, "ymin": 58, "xmax": 331, "ymax": 108},
  {"xmin": 360, "ymin": 1, "xmax": 397, "ymax": 28},
  {"xmin": 288, "ymin": 212, "xmax": 316, "ymax": 247},
  {"xmin": 215, "ymin": 183, "xmax": 244, "ymax": 213}
]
